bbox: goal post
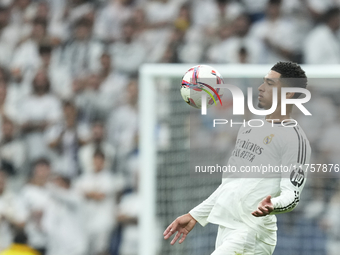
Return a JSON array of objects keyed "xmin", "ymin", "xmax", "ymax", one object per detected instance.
[{"xmin": 138, "ymin": 64, "xmax": 340, "ymax": 255}]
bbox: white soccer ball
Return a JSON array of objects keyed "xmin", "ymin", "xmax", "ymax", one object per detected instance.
[{"xmin": 180, "ymin": 65, "xmax": 224, "ymax": 109}]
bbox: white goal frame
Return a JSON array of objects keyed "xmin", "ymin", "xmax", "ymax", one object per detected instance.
[{"xmin": 138, "ymin": 64, "xmax": 340, "ymax": 255}]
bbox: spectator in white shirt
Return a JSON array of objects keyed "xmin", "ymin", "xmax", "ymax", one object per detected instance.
[
  {"xmin": 228, "ymin": 14, "xmax": 264, "ymax": 64},
  {"xmin": 0, "ymin": 170, "xmax": 26, "ymax": 252},
  {"xmin": 0, "ymin": 117, "xmax": 26, "ymax": 178},
  {"xmin": 250, "ymin": 0, "xmax": 298, "ymax": 63},
  {"xmin": 78, "ymin": 121, "xmax": 115, "ymax": 173},
  {"xmin": 0, "ymin": 78, "xmax": 18, "ymax": 125},
  {"xmin": 279, "ymin": 0, "xmax": 316, "ymax": 54},
  {"xmin": 26, "ymin": 2, "xmax": 62, "ymax": 45},
  {"xmin": 73, "ymin": 73, "xmax": 114, "ymax": 121},
  {"xmin": 110, "ymin": 21, "xmax": 146, "ymax": 76},
  {"xmin": 304, "ymin": 0, "xmax": 338, "ymax": 22},
  {"xmin": 176, "ymin": 3, "xmax": 207, "ymax": 64},
  {"xmin": 11, "ymin": 18, "xmax": 51, "ymax": 78},
  {"xmin": 208, "ymin": 14, "xmax": 264, "ymax": 64},
  {"xmin": 0, "ymin": 5, "xmax": 30, "ymax": 49},
  {"xmin": 20, "ymin": 158, "xmax": 51, "ymax": 255},
  {"xmin": 56, "ymin": 18, "xmax": 103, "ymax": 76},
  {"xmin": 94, "ymin": 0, "xmax": 134, "ymax": 43},
  {"xmin": 191, "ymin": 0, "xmax": 244, "ymax": 35},
  {"xmin": 37, "ymin": 44, "xmax": 73, "ymax": 100},
  {"xmin": 46, "ymin": 101, "xmax": 90, "ymax": 178},
  {"xmin": 117, "ymin": 164, "xmax": 139, "ymax": 255},
  {"xmin": 75, "ymin": 150, "xmax": 124, "ymax": 255},
  {"xmin": 5, "ymin": 71, "xmax": 31, "ymax": 124},
  {"xmin": 106, "ymin": 80, "xmax": 138, "ymax": 174},
  {"xmin": 207, "ymin": 22, "xmax": 234, "ymax": 63},
  {"xmin": 19, "ymin": 70, "xmax": 62, "ymax": 161},
  {"xmin": 42, "ymin": 175, "xmax": 88, "ymax": 255},
  {"xmin": 141, "ymin": 0, "xmax": 182, "ymax": 57},
  {"xmin": 160, "ymin": 25, "xmax": 205, "ymax": 64},
  {"xmin": 10, "ymin": 0, "xmax": 35, "ymax": 25},
  {"xmin": 0, "ymin": 7, "xmax": 18, "ymax": 67},
  {"xmin": 304, "ymin": 7, "xmax": 340, "ymax": 64},
  {"xmin": 62, "ymin": 0, "xmax": 94, "ymax": 30},
  {"xmin": 98, "ymin": 53, "xmax": 129, "ymax": 111}
]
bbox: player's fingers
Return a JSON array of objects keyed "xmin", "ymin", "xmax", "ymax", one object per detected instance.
[
  {"xmin": 164, "ymin": 220, "xmax": 179, "ymax": 238},
  {"xmin": 264, "ymin": 205, "xmax": 274, "ymax": 211},
  {"xmin": 170, "ymin": 231, "xmax": 182, "ymax": 245},
  {"xmin": 163, "ymin": 231, "xmax": 172, "ymax": 240},
  {"xmin": 265, "ymin": 195, "xmax": 272, "ymax": 202},
  {"xmin": 258, "ymin": 206, "xmax": 269, "ymax": 214},
  {"xmin": 163, "ymin": 225, "xmax": 171, "ymax": 236},
  {"xmin": 164, "ymin": 227, "xmax": 177, "ymax": 240},
  {"xmin": 255, "ymin": 209, "xmax": 264, "ymax": 216},
  {"xmin": 164, "ymin": 219, "xmax": 177, "ymax": 233},
  {"xmin": 163, "ymin": 223, "xmax": 174, "ymax": 237},
  {"xmin": 179, "ymin": 233, "xmax": 187, "ymax": 244}
]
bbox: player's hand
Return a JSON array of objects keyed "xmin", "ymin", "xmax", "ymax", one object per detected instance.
[
  {"xmin": 163, "ymin": 213, "xmax": 197, "ymax": 245},
  {"xmin": 252, "ymin": 195, "xmax": 274, "ymax": 217}
]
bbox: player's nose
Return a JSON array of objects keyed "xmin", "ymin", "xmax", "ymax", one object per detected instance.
[{"xmin": 258, "ymin": 83, "xmax": 265, "ymax": 92}]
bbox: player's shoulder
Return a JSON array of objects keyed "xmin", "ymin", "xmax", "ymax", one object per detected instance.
[
  {"xmin": 284, "ymin": 123, "xmax": 309, "ymax": 142},
  {"xmin": 273, "ymin": 120, "xmax": 307, "ymax": 138},
  {"xmin": 278, "ymin": 122, "xmax": 311, "ymax": 152}
]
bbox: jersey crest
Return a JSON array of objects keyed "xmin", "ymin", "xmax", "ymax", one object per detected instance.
[{"xmin": 263, "ymin": 134, "xmax": 274, "ymax": 145}]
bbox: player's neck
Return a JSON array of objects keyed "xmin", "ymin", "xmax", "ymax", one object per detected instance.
[{"xmin": 265, "ymin": 106, "xmax": 292, "ymax": 122}]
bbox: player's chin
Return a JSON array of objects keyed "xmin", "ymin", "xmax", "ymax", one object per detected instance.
[{"xmin": 257, "ymin": 101, "xmax": 264, "ymax": 109}]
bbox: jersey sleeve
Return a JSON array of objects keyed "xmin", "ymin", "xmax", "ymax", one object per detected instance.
[
  {"xmin": 270, "ymin": 128, "xmax": 311, "ymax": 214},
  {"xmin": 189, "ymin": 182, "xmax": 224, "ymax": 226}
]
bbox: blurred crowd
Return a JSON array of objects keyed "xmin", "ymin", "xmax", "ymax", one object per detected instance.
[{"xmin": 0, "ymin": 0, "xmax": 339, "ymax": 255}]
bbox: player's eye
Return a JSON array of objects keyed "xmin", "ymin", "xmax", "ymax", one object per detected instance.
[
  {"xmin": 267, "ymin": 80, "xmax": 274, "ymax": 86},
  {"xmin": 263, "ymin": 78, "xmax": 273, "ymax": 85}
]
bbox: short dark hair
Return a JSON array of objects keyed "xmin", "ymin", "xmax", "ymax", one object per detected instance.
[
  {"xmin": 13, "ymin": 230, "xmax": 28, "ymax": 244},
  {"xmin": 268, "ymin": 0, "xmax": 282, "ymax": 5},
  {"xmin": 39, "ymin": 44, "xmax": 53, "ymax": 55},
  {"xmin": 75, "ymin": 18, "xmax": 92, "ymax": 28},
  {"xmin": 0, "ymin": 66, "xmax": 10, "ymax": 83},
  {"xmin": 31, "ymin": 158, "xmax": 50, "ymax": 172},
  {"xmin": 33, "ymin": 158, "xmax": 50, "ymax": 166},
  {"xmin": 323, "ymin": 7, "xmax": 340, "ymax": 23},
  {"xmin": 93, "ymin": 149, "xmax": 105, "ymax": 159},
  {"xmin": 271, "ymin": 61, "xmax": 307, "ymax": 98},
  {"xmin": 33, "ymin": 71, "xmax": 51, "ymax": 94},
  {"xmin": 58, "ymin": 175, "xmax": 72, "ymax": 187},
  {"xmin": 62, "ymin": 100, "xmax": 76, "ymax": 108},
  {"xmin": 28, "ymin": 158, "xmax": 50, "ymax": 179},
  {"xmin": 0, "ymin": 7, "xmax": 9, "ymax": 13},
  {"xmin": 33, "ymin": 17, "xmax": 47, "ymax": 29}
]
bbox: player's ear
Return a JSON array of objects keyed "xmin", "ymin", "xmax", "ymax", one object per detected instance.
[{"xmin": 286, "ymin": 92, "xmax": 295, "ymax": 99}]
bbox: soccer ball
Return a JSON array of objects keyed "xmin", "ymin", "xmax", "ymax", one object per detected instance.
[{"xmin": 180, "ymin": 65, "xmax": 224, "ymax": 109}]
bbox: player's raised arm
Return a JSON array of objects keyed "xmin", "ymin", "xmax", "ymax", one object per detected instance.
[{"xmin": 253, "ymin": 128, "xmax": 311, "ymax": 217}]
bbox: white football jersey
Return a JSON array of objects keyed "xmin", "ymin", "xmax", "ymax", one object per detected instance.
[{"xmin": 190, "ymin": 119, "xmax": 311, "ymax": 245}]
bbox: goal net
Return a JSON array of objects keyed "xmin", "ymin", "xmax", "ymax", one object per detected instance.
[{"xmin": 139, "ymin": 64, "xmax": 340, "ymax": 255}]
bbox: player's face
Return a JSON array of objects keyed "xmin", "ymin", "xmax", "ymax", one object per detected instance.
[
  {"xmin": 258, "ymin": 70, "xmax": 281, "ymax": 109},
  {"xmin": 93, "ymin": 155, "xmax": 105, "ymax": 172}
]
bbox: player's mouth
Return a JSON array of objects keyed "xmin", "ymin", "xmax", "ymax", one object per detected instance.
[{"xmin": 258, "ymin": 94, "xmax": 263, "ymax": 99}]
